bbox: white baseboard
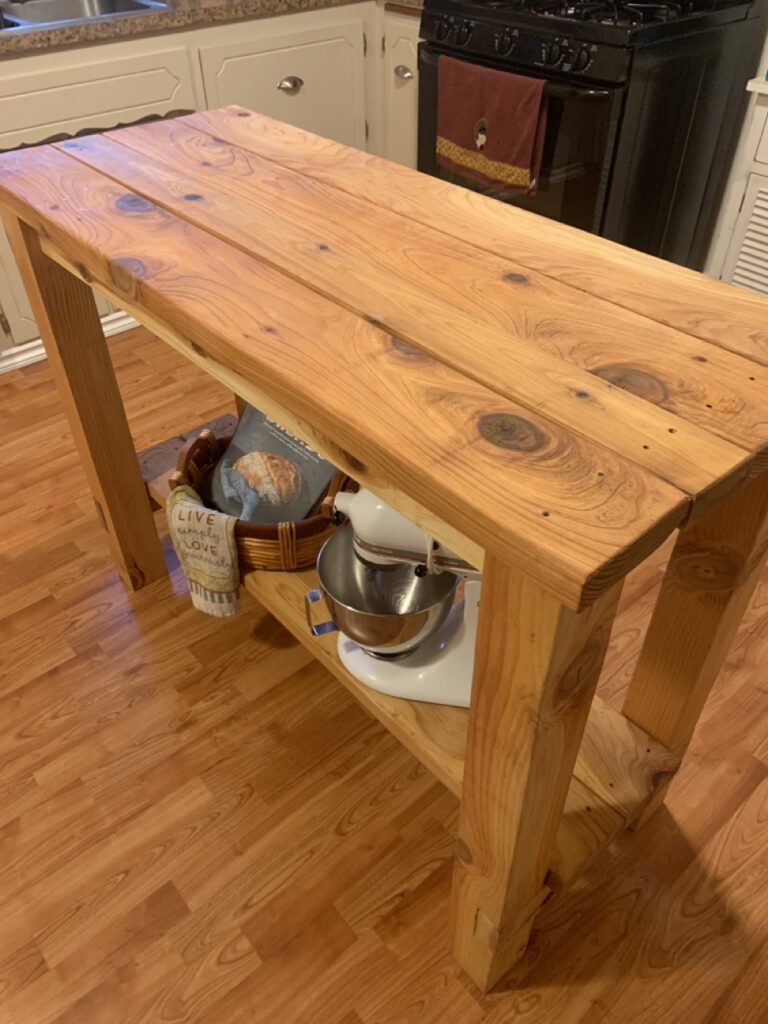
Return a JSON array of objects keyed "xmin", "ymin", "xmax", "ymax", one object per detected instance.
[{"xmin": 0, "ymin": 309, "xmax": 138, "ymax": 374}]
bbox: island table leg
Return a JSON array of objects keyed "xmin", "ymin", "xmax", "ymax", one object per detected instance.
[
  {"xmin": 4, "ymin": 216, "xmax": 166, "ymax": 591},
  {"xmin": 452, "ymin": 555, "xmax": 623, "ymax": 991},
  {"xmin": 622, "ymin": 469, "xmax": 768, "ymax": 826}
]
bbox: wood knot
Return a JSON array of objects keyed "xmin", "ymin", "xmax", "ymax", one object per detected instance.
[
  {"xmin": 478, "ymin": 413, "xmax": 546, "ymax": 453},
  {"xmin": 671, "ymin": 549, "xmax": 741, "ymax": 593},
  {"xmin": 184, "ymin": 193, "xmax": 203, "ymax": 201},
  {"xmin": 115, "ymin": 193, "xmax": 155, "ymax": 214},
  {"xmin": 388, "ymin": 336, "xmax": 433, "ymax": 362},
  {"xmin": 593, "ymin": 364, "xmax": 668, "ymax": 405},
  {"xmin": 503, "ymin": 272, "xmax": 529, "ymax": 284},
  {"xmin": 456, "ymin": 839, "xmax": 473, "ymax": 864},
  {"xmin": 109, "ymin": 256, "xmax": 146, "ymax": 293},
  {"xmin": 340, "ymin": 450, "xmax": 365, "ymax": 474},
  {"xmin": 189, "ymin": 341, "xmax": 207, "ymax": 358},
  {"xmin": 77, "ymin": 263, "xmax": 93, "ymax": 283}
]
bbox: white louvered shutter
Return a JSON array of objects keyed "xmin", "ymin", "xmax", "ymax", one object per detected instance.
[{"xmin": 724, "ymin": 173, "xmax": 768, "ymax": 295}]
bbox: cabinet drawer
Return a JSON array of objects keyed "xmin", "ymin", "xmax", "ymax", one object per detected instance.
[
  {"xmin": 0, "ymin": 45, "xmax": 198, "ymax": 151},
  {"xmin": 200, "ymin": 22, "xmax": 366, "ymax": 148}
]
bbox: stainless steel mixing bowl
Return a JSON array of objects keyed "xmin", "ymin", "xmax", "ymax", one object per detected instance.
[{"xmin": 305, "ymin": 527, "xmax": 458, "ymax": 657}]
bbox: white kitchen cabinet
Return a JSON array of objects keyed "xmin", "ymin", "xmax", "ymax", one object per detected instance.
[
  {"xmin": 0, "ymin": 41, "xmax": 201, "ymax": 151},
  {"xmin": 382, "ymin": 10, "xmax": 420, "ymax": 168},
  {"xmin": 198, "ymin": 10, "xmax": 368, "ymax": 148},
  {"xmin": 722, "ymin": 172, "xmax": 768, "ymax": 295},
  {"xmin": 0, "ymin": 36, "xmax": 203, "ymax": 354}
]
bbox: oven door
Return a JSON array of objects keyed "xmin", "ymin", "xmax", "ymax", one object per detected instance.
[{"xmin": 418, "ymin": 43, "xmax": 625, "ymax": 234}]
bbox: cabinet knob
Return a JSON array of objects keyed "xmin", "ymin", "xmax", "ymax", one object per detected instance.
[
  {"xmin": 277, "ymin": 76, "xmax": 304, "ymax": 95},
  {"xmin": 394, "ymin": 65, "xmax": 414, "ymax": 81}
]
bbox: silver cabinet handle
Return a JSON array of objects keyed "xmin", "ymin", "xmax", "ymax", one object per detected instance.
[
  {"xmin": 277, "ymin": 76, "xmax": 304, "ymax": 95},
  {"xmin": 394, "ymin": 65, "xmax": 414, "ymax": 80}
]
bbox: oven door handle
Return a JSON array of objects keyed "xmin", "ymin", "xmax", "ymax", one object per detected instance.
[{"xmin": 543, "ymin": 83, "xmax": 611, "ymax": 101}]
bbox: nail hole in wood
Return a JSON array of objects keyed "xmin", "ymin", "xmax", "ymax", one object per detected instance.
[
  {"xmin": 643, "ymin": 444, "xmax": 650, "ymax": 450},
  {"xmin": 542, "ymin": 510, "xmax": 551, "ymax": 518},
  {"xmin": 668, "ymin": 427, "xmax": 677, "ymax": 434}
]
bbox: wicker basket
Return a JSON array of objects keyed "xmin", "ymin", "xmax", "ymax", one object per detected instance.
[{"xmin": 168, "ymin": 427, "xmax": 349, "ymax": 572}]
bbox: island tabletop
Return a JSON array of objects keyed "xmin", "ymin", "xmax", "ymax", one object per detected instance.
[{"xmin": 1, "ymin": 108, "xmax": 767, "ymax": 990}]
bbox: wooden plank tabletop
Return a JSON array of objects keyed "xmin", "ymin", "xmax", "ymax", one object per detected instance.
[{"xmin": 0, "ymin": 107, "xmax": 766, "ymax": 609}]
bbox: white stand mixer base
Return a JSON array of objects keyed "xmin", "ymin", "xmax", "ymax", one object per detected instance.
[{"xmin": 336, "ymin": 582, "xmax": 480, "ymax": 708}]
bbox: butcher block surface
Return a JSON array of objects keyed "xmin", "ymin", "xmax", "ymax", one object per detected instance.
[{"xmin": 1, "ymin": 106, "xmax": 767, "ymax": 609}]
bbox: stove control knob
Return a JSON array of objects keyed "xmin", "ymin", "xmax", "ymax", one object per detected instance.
[
  {"xmin": 436, "ymin": 15, "xmax": 453, "ymax": 41},
  {"xmin": 542, "ymin": 40, "xmax": 562, "ymax": 66},
  {"xmin": 498, "ymin": 29, "xmax": 515, "ymax": 55},
  {"xmin": 573, "ymin": 47, "xmax": 592, "ymax": 72},
  {"xmin": 455, "ymin": 19, "xmax": 474, "ymax": 45}
]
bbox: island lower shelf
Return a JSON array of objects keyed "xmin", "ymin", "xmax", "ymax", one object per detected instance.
[{"xmin": 243, "ymin": 566, "xmax": 680, "ymax": 887}]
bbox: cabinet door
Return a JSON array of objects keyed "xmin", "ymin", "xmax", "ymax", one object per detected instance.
[
  {"xmin": 383, "ymin": 12, "xmax": 420, "ymax": 169},
  {"xmin": 0, "ymin": 44, "xmax": 198, "ymax": 151},
  {"xmin": 723, "ymin": 173, "xmax": 768, "ymax": 295},
  {"xmin": 200, "ymin": 21, "xmax": 366, "ymax": 148}
]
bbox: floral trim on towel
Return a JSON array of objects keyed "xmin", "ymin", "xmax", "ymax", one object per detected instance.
[{"xmin": 436, "ymin": 136, "xmax": 533, "ymax": 189}]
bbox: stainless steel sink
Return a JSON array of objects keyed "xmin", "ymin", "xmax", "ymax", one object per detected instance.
[{"xmin": 0, "ymin": 0, "xmax": 166, "ymax": 28}]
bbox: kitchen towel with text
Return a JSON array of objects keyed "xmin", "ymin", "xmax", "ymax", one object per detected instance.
[{"xmin": 167, "ymin": 484, "xmax": 239, "ymax": 617}]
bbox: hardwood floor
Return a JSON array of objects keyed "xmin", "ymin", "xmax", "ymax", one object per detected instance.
[{"xmin": 1, "ymin": 325, "xmax": 767, "ymax": 1023}]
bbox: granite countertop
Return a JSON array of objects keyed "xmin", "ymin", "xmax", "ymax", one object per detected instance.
[{"xmin": 0, "ymin": 0, "xmax": 369, "ymax": 56}]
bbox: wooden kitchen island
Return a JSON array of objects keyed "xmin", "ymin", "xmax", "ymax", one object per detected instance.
[{"xmin": 1, "ymin": 108, "xmax": 767, "ymax": 991}]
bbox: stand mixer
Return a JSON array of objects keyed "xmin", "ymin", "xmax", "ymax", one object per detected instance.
[{"xmin": 305, "ymin": 489, "xmax": 482, "ymax": 708}]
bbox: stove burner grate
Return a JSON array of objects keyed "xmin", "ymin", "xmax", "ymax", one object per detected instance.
[{"xmin": 474, "ymin": 0, "xmax": 716, "ymax": 25}]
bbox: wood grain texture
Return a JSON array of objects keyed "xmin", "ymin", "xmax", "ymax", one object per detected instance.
[
  {"xmin": 0, "ymin": 144, "xmax": 688, "ymax": 610},
  {"xmin": 623, "ymin": 469, "xmax": 768, "ymax": 761},
  {"xmin": 187, "ymin": 106, "xmax": 768, "ymax": 367},
  {"xmin": 0, "ymin": 327, "xmax": 767, "ymax": 1022},
  {"xmin": 1, "ymin": 215, "xmax": 166, "ymax": 592},
  {"xmin": 47, "ymin": 124, "xmax": 758, "ymax": 517},
  {"xmin": 452, "ymin": 558, "xmax": 622, "ymax": 990}
]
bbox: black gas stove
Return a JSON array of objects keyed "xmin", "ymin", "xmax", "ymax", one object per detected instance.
[
  {"xmin": 421, "ymin": 0, "xmax": 757, "ymax": 80},
  {"xmin": 418, "ymin": 0, "xmax": 764, "ymax": 266}
]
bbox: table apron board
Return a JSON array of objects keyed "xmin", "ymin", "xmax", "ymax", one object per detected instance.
[{"xmin": 1, "ymin": 108, "xmax": 768, "ymax": 992}]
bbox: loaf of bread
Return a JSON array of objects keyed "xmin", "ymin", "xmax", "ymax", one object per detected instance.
[{"xmin": 233, "ymin": 451, "xmax": 303, "ymax": 507}]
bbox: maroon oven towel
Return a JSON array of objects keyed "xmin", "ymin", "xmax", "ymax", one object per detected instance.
[{"xmin": 436, "ymin": 55, "xmax": 548, "ymax": 193}]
